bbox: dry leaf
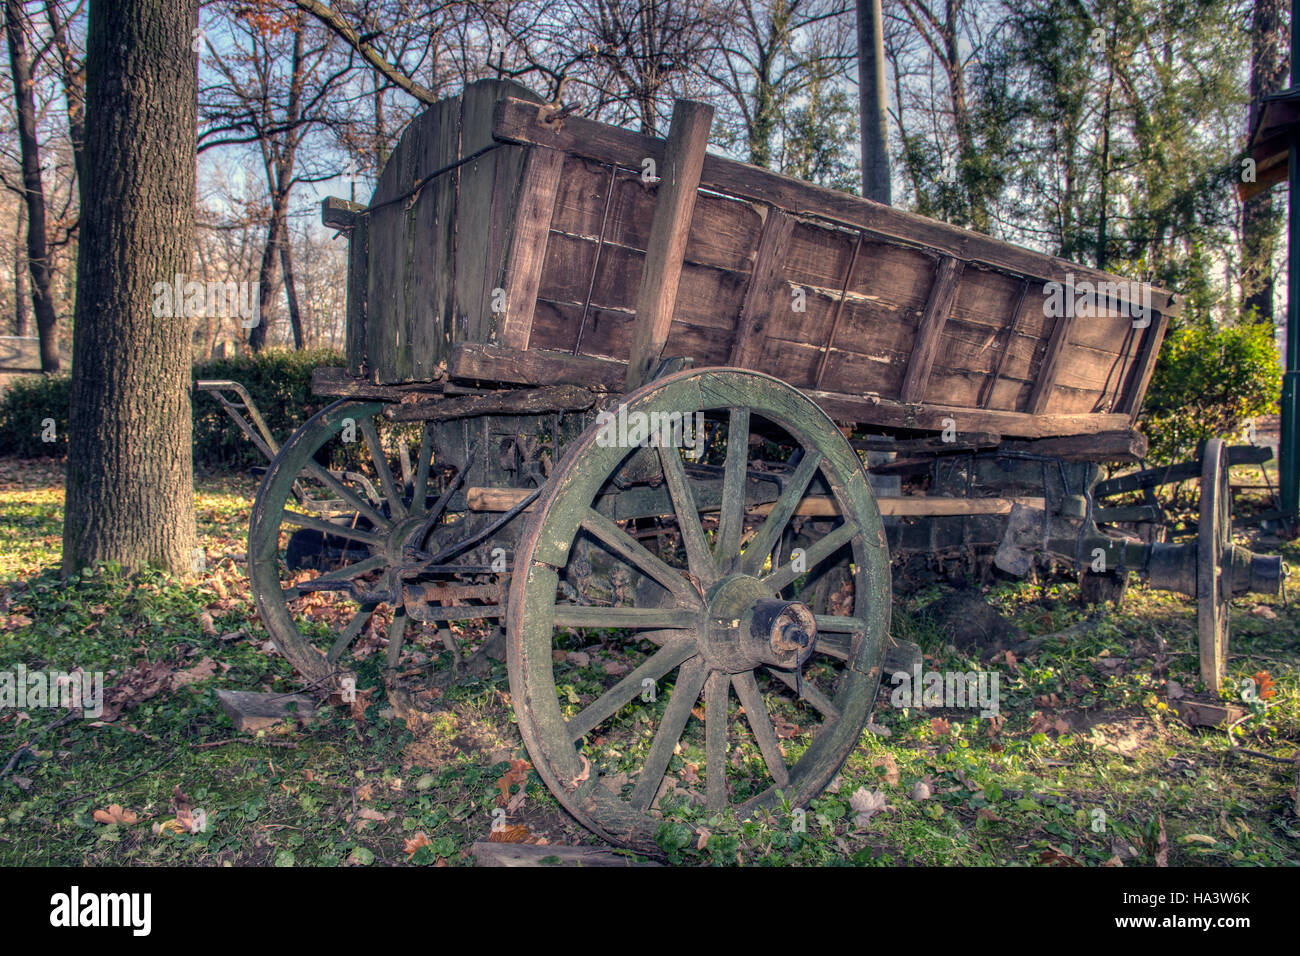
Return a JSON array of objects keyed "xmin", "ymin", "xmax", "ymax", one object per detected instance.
[
  {"xmin": 404, "ymin": 832, "xmax": 431, "ymax": 858},
  {"xmin": 1154, "ymin": 813, "xmax": 1169, "ymax": 867},
  {"xmin": 92, "ymin": 804, "xmax": 138, "ymax": 826},
  {"xmin": 494, "ymin": 758, "xmax": 531, "ymax": 806},
  {"xmin": 930, "ymin": 717, "xmax": 951, "ymax": 737},
  {"xmin": 871, "ymin": 752, "xmax": 900, "ymax": 788},
  {"xmin": 488, "ymin": 824, "xmax": 533, "ymax": 843},
  {"xmin": 849, "ymin": 787, "xmax": 889, "ymax": 828}
]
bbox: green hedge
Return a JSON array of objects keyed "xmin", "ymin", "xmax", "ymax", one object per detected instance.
[{"xmin": 0, "ymin": 349, "xmax": 345, "ymax": 468}]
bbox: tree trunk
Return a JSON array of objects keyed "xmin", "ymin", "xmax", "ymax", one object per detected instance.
[
  {"xmin": 1242, "ymin": 0, "xmax": 1285, "ymax": 326},
  {"xmin": 6, "ymin": 0, "xmax": 61, "ymax": 372},
  {"xmin": 63, "ymin": 0, "xmax": 199, "ymax": 576},
  {"xmin": 45, "ymin": 0, "xmax": 86, "ymax": 189},
  {"xmin": 13, "ymin": 205, "xmax": 29, "ymax": 337},
  {"xmin": 248, "ymin": 209, "xmax": 280, "ymax": 351},
  {"xmin": 278, "ymin": 210, "xmax": 304, "ymax": 348}
]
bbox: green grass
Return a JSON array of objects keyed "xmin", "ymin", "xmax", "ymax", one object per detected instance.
[{"xmin": 0, "ymin": 457, "xmax": 1297, "ymax": 866}]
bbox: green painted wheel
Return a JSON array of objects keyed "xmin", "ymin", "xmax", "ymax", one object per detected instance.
[
  {"xmin": 507, "ymin": 368, "xmax": 891, "ymax": 851},
  {"xmin": 249, "ymin": 400, "xmax": 443, "ymax": 689}
]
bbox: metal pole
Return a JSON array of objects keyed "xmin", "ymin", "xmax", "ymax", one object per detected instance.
[
  {"xmin": 1284, "ymin": 0, "xmax": 1300, "ymax": 516},
  {"xmin": 857, "ymin": 0, "xmax": 891, "ymax": 204}
]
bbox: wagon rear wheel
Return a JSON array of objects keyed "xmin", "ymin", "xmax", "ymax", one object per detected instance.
[
  {"xmin": 249, "ymin": 400, "xmax": 470, "ymax": 691},
  {"xmin": 507, "ymin": 368, "xmax": 891, "ymax": 851}
]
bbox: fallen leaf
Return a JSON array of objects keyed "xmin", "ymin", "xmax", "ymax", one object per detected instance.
[
  {"xmin": 1154, "ymin": 813, "xmax": 1169, "ymax": 867},
  {"xmin": 871, "ymin": 752, "xmax": 900, "ymax": 788},
  {"xmin": 930, "ymin": 717, "xmax": 951, "ymax": 737},
  {"xmin": 488, "ymin": 824, "xmax": 533, "ymax": 844},
  {"xmin": 494, "ymin": 758, "xmax": 531, "ymax": 806},
  {"xmin": 1251, "ymin": 604, "xmax": 1277, "ymax": 621},
  {"xmin": 404, "ymin": 832, "xmax": 431, "ymax": 858},
  {"xmin": 909, "ymin": 780, "xmax": 932, "ymax": 801},
  {"xmin": 92, "ymin": 804, "xmax": 139, "ymax": 826},
  {"xmin": 849, "ymin": 787, "xmax": 889, "ymax": 828},
  {"xmin": 198, "ymin": 612, "xmax": 217, "ymax": 637},
  {"xmin": 1180, "ymin": 833, "xmax": 1217, "ymax": 845}
]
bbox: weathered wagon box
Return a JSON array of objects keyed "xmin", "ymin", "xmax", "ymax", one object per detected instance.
[{"xmin": 328, "ymin": 79, "xmax": 1177, "ymax": 440}]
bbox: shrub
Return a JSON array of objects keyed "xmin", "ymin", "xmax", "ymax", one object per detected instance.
[
  {"xmin": 1141, "ymin": 320, "xmax": 1280, "ymax": 463},
  {"xmin": 0, "ymin": 348, "xmax": 345, "ymax": 469},
  {"xmin": 0, "ymin": 373, "xmax": 71, "ymax": 458}
]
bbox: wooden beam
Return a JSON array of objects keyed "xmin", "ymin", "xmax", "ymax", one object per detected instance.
[
  {"xmin": 1119, "ymin": 309, "xmax": 1170, "ymax": 421},
  {"xmin": 899, "ymin": 256, "xmax": 964, "ymax": 402},
  {"xmin": 451, "ymin": 342, "xmax": 625, "ymax": 390},
  {"xmin": 498, "ymin": 147, "xmax": 565, "ymax": 350},
  {"xmin": 321, "ymin": 196, "xmax": 365, "ymax": 230},
  {"xmin": 493, "ymin": 97, "xmax": 1180, "ymax": 318},
  {"xmin": 383, "ymin": 384, "xmax": 596, "ymax": 422},
  {"xmin": 999, "ymin": 429, "xmax": 1148, "ymax": 462},
  {"xmin": 730, "ymin": 208, "xmax": 795, "ymax": 369},
  {"xmin": 625, "ymin": 100, "xmax": 714, "ymax": 390},
  {"xmin": 805, "ymin": 388, "xmax": 1132, "ymax": 439},
  {"xmin": 1025, "ymin": 309, "xmax": 1071, "ymax": 415},
  {"xmin": 466, "ymin": 485, "xmax": 1044, "ymax": 517}
]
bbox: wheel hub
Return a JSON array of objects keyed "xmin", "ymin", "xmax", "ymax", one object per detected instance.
[{"xmin": 700, "ymin": 575, "xmax": 817, "ymax": 673}]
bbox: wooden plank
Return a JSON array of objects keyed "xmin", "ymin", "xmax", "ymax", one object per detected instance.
[
  {"xmin": 1119, "ymin": 309, "xmax": 1170, "ymax": 420},
  {"xmin": 344, "ymin": 213, "xmax": 368, "ymax": 378},
  {"xmin": 384, "ymin": 384, "xmax": 596, "ymax": 422},
  {"xmin": 493, "ymin": 97, "xmax": 1180, "ymax": 318},
  {"xmin": 729, "ymin": 208, "xmax": 795, "ymax": 369},
  {"xmin": 1025, "ymin": 308, "xmax": 1072, "ymax": 415},
  {"xmin": 900, "ymin": 256, "xmax": 964, "ymax": 402},
  {"xmin": 216, "ymin": 690, "xmax": 317, "ymax": 733},
  {"xmin": 456, "ymin": 80, "xmax": 539, "ymax": 346},
  {"xmin": 999, "ymin": 429, "xmax": 1148, "ymax": 462},
  {"xmin": 806, "ymin": 388, "xmax": 1132, "ymax": 438},
  {"xmin": 450, "ymin": 342, "xmax": 625, "ymax": 390},
  {"xmin": 321, "ymin": 195, "xmax": 365, "ymax": 229},
  {"xmin": 470, "ymin": 842, "xmax": 660, "ymax": 867},
  {"xmin": 498, "ymin": 147, "xmax": 564, "ymax": 349},
  {"xmin": 625, "ymin": 100, "xmax": 714, "ymax": 390},
  {"xmin": 979, "ymin": 278, "xmax": 1031, "ymax": 409},
  {"xmin": 466, "ymin": 485, "xmax": 1045, "ymax": 517}
]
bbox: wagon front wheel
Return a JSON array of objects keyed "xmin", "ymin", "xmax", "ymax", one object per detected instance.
[{"xmin": 507, "ymin": 368, "xmax": 891, "ymax": 851}]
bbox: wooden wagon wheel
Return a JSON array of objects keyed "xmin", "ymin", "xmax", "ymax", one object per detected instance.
[
  {"xmin": 1198, "ymin": 437, "xmax": 1232, "ymax": 695},
  {"xmin": 507, "ymin": 368, "xmax": 891, "ymax": 851},
  {"xmin": 249, "ymin": 399, "xmax": 448, "ymax": 689}
]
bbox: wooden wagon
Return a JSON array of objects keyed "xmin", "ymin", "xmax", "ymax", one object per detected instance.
[{"xmin": 203, "ymin": 79, "xmax": 1283, "ymax": 851}]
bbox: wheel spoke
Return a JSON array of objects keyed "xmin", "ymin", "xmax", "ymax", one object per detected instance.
[
  {"xmin": 731, "ymin": 671, "xmax": 790, "ymax": 789},
  {"xmin": 714, "ymin": 406, "xmax": 750, "ymax": 568},
  {"xmin": 412, "ymin": 424, "xmax": 432, "ymax": 514},
  {"xmin": 657, "ymin": 443, "xmax": 715, "ymax": 584},
  {"xmin": 397, "ymin": 438, "xmax": 414, "ymax": 493},
  {"xmin": 813, "ymin": 615, "xmax": 866, "ymax": 632},
  {"xmin": 327, "ymin": 604, "xmax": 377, "ymax": 665},
  {"xmin": 281, "ymin": 510, "xmax": 386, "ymax": 547},
  {"xmin": 385, "ymin": 608, "xmax": 408, "ymax": 668},
  {"xmin": 812, "ymin": 633, "xmax": 850, "ymax": 660},
  {"xmin": 762, "ymin": 520, "xmax": 858, "ymax": 594},
  {"xmin": 581, "ymin": 510, "xmax": 700, "ymax": 607},
  {"xmin": 566, "ymin": 638, "xmax": 697, "ymax": 741},
  {"xmin": 765, "ymin": 667, "xmax": 841, "ymax": 720},
  {"xmin": 301, "ymin": 459, "xmax": 391, "ymax": 530},
  {"xmin": 705, "ymin": 671, "xmax": 729, "ymax": 815},
  {"xmin": 552, "ymin": 605, "xmax": 698, "ymax": 630},
  {"xmin": 307, "ymin": 553, "xmax": 389, "ymax": 587},
  {"xmin": 740, "ymin": 452, "xmax": 823, "ymax": 577},
  {"xmin": 629, "ymin": 659, "xmax": 708, "ymax": 812},
  {"xmin": 360, "ymin": 419, "xmax": 407, "ymax": 521}
]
